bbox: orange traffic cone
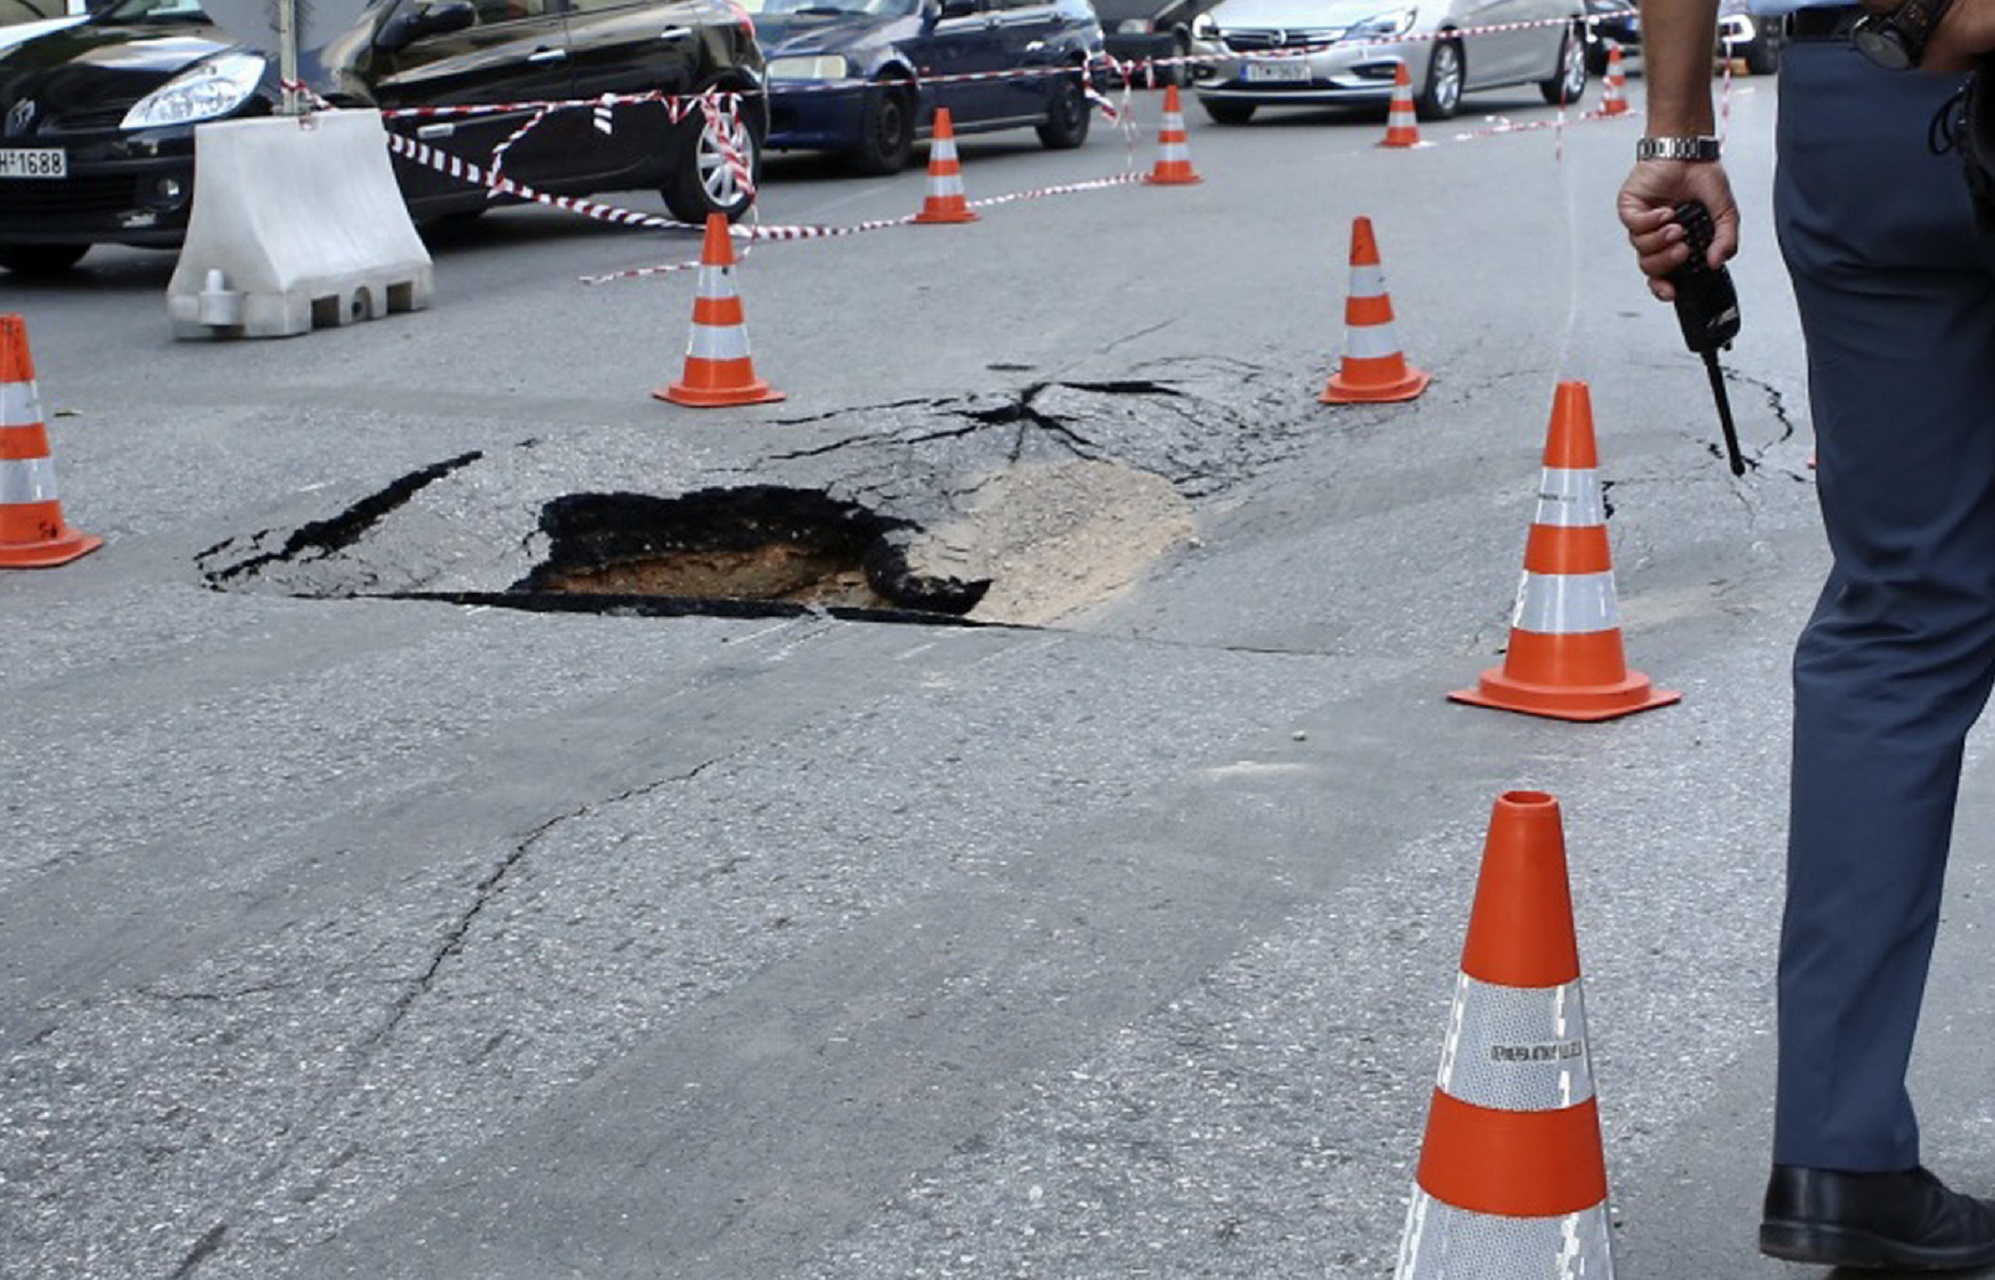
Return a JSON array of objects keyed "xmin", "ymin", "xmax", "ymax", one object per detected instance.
[
  {"xmin": 1321, "ymin": 216, "xmax": 1430, "ymax": 404},
  {"xmin": 1144, "ymin": 83, "xmax": 1203, "ymax": 185},
  {"xmin": 1394, "ymin": 790, "xmax": 1615, "ymax": 1280},
  {"xmin": 655, "ymin": 214, "xmax": 785, "ymax": 408},
  {"xmin": 1379, "ymin": 60, "xmax": 1422, "ymax": 148},
  {"xmin": 0, "ymin": 314, "xmax": 101, "ymax": 569},
  {"xmin": 913, "ymin": 107, "xmax": 979, "ymax": 225},
  {"xmin": 1449, "ymin": 381, "xmax": 1680, "ymax": 721},
  {"xmin": 1599, "ymin": 44, "xmax": 1629, "ymax": 117}
]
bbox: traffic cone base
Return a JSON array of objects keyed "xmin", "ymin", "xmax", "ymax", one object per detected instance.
[
  {"xmin": 1145, "ymin": 82, "xmax": 1203, "ymax": 185},
  {"xmin": 0, "ymin": 315, "xmax": 101, "ymax": 569},
  {"xmin": 1394, "ymin": 790, "xmax": 1616, "ymax": 1280},
  {"xmin": 914, "ymin": 107, "xmax": 980, "ymax": 224},
  {"xmin": 655, "ymin": 215, "xmax": 784, "ymax": 408},
  {"xmin": 1321, "ymin": 363, "xmax": 1431, "ymax": 404},
  {"xmin": 1449, "ymin": 382, "xmax": 1675, "ymax": 720}
]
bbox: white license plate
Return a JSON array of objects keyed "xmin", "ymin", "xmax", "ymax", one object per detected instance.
[
  {"xmin": 1244, "ymin": 59, "xmax": 1312, "ymax": 83},
  {"xmin": 0, "ymin": 148, "xmax": 67, "ymax": 180}
]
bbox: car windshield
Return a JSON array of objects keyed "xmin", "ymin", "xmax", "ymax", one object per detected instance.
[
  {"xmin": 97, "ymin": 0, "xmax": 206, "ymax": 20},
  {"xmin": 738, "ymin": 0, "xmax": 918, "ymax": 15}
]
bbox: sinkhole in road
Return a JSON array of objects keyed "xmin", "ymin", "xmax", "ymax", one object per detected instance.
[{"xmin": 510, "ymin": 488, "xmax": 990, "ymax": 618}]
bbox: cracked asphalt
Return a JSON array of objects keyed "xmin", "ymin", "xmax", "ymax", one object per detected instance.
[{"xmin": 9, "ymin": 76, "xmax": 1995, "ymax": 1280}]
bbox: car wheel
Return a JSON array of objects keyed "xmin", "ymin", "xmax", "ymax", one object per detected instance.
[
  {"xmin": 1539, "ymin": 23, "xmax": 1588, "ymax": 106},
  {"xmin": 1166, "ymin": 31, "xmax": 1195, "ymax": 87},
  {"xmin": 1201, "ymin": 97, "xmax": 1255, "ymax": 125},
  {"xmin": 849, "ymin": 80, "xmax": 915, "ymax": 175},
  {"xmin": 1035, "ymin": 70, "xmax": 1090, "ymax": 150},
  {"xmin": 1416, "ymin": 39, "xmax": 1464, "ymax": 121},
  {"xmin": 0, "ymin": 244, "xmax": 89, "ymax": 275},
  {"xmin": 662, "ymin": 98, "xmax": 760, "ymax": 224},
  {"xmin": 1744, "ymin": 36, "xmax": 1780, "ymax": 74}
]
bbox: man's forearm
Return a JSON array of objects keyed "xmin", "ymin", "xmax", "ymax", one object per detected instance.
[{"xmin": 1639, "ymin": 0, "xmax": 1724, "ymax": 134}]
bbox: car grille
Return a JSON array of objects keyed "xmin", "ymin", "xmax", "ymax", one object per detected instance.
[
  {"xmin": 1220, "ymin": 26, "xmax": 1344, "ymax": 51},
  {"xmin": 0, "ymin": 174, "xmax": 140, "ymax": 219}
]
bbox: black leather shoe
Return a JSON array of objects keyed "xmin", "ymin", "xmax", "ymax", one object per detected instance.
[{"xmin": 1760, "ymin": 1165, "xmax": 1995, "ymax": 1270}]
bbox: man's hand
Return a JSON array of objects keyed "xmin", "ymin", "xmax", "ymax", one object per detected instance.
[
  {"xmin": 1617, "ymin": 159, "xmax": 1740, "ymax": 301},
  {"xmin": 1921, "ymin": 0, "xmax": 1995, "ymax": 70}
]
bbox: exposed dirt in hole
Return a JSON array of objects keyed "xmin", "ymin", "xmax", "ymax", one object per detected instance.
[
  {"xmin": 932, "ymin": 460, "xmax": 1199, "ymax": 627},
  {"xmin": 539, "ymin": 546, "xmax": 887, "ymax": 610}
]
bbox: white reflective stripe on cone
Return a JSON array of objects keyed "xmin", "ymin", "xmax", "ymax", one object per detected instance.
[
  {"xmin": 1533, "ymin": 467, "xmax": 1606, "ymax": 528},
  {"xmin": 1395, "ymin": 1190, "xmax": 1612, "ymax": 1280},
  {"xmin": 1434, "ymin": 973, "xmax": 1594, "ymax": 1111},
  {"xmin": 695, "ymin": 265, "xmax": 736, "ymax": 298},
  {"xmin": 1347, "ymin": 263, "xmax": 1385, "ymax": 296},
  {"xmin": 1512, "ymin": 569, "xmax": 1620, "ymax": 634},
  {"xmin": 934, "ymin": 174, "xmax": 965, "ymax": 197},
  {"xmin": 0, "ymin": 455, "xmax": 60, "ymax": 505},
  {"xmin": 0, "ymin": 382, "xmax": 41, "ymax": 427},
  {"xmin": 687, "ymin": 322, "xmax": 752, "ymax": 361},
  {"xmin": 1345, "ymin": 323, "xmax": 1406, "ymax": 359}
]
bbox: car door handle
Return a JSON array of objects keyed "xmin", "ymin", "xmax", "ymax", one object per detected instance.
[
  {"xmin": 527, "ymin": 47, "xmax": 567, "ymax": 64},
  {"xmin": 658, "ymin": 25, "xmax": 692, "ymax": 39}
]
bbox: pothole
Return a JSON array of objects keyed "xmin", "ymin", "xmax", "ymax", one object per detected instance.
[{"xmin": 511, "ymin": 488, "xmax": 990, "ymax": 618}]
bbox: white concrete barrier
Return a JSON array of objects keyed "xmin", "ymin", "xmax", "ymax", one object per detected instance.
[{"xmin": 166, "ymin": 109, "xmax": 432, "ymax": 340}]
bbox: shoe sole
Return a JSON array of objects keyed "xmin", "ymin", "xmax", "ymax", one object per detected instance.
[{"xmin": 1762, "ymin": 1221, "xmax": 1995, "ymax": 1271}]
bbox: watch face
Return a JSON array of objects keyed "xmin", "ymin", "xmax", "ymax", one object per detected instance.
[{"xmin": 1853, "ymin": 18, "xmax": 1915, "ymax": 69}]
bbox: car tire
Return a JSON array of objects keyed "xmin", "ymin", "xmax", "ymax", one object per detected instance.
[
  {"xmin": 1201, "ymin": 97, "xmax": 1255, "ymax": 125},
  {"xmin": 662, "ymin": 95, "xmax": 761, "ymax": 224},
  {"xmin": 1539, "ymin": 23, "xmax": 1588, "ymax": 106},
  {"xmin": 1166, "ymin": 31, "xmax": 1195, "ymax": 87},
  {"xmin": 1035, "ymin": 70, "xmax": 1090, "ymax": 150},
  {"xmin": 0, "ymin": 244, "xmax": 89, "ymax": 275},
  {"xmin": 849, "ymin": 80, "xmax": 915, "ymax": 175},
  {"xmin": 1416, "ymin": 39, "xmax": 1464, "ymax": 121},
  {"xmin": 1744, "ymin": 36, "xmax": 1779, "ymax": 74}
]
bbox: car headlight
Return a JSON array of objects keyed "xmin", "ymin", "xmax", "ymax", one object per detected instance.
[
  {"xmin": 766, "ymin": 54, "xmax": 853, "ymax": 80},
  {"xmin": 1344, "ymin": 6, "xmax": 1418, "ymax": 40},
  {"xmin": 1118, "ymin": 17, "xmax": 1154, "ymax": 33},
  {"xmin": 121, "ymin": 51, "xmax": 267, "ymax": 130}
]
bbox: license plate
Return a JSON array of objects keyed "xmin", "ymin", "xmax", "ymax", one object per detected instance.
[
  {"xmin": 0, "ymin": 148, "xmax": 67, "ymax": 179},
  {"xmin": 1244, "ymin": 59, "xmax": 1312, "ymax": 83}
]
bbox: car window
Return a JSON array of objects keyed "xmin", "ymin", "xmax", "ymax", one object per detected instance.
[
  {"xmin": 468, "ymin": 0, "xmax": 547, "ymax": 19},
  {"xmin": 737, "ymin": 0, "xmax": 919, "ymax": 13}
]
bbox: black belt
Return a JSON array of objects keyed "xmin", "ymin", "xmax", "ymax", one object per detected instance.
[{"xmin": 1783, "ymin": 5, "xmax": 1863, "ymax": 40}]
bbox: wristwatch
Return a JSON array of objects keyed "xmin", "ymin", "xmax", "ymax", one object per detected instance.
[
  {"xmin": 1853, "ymin": 0, "xmax": 1959, "ymax": 69},
  {"xmin": 1636, "ymin": 136, "xmax": 1722, "ymax": 162}
]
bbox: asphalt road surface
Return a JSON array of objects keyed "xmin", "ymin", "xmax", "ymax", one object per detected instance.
[{"xmin": 9, "ymin": 71, "xmax": 1995, "ymax": 1280}]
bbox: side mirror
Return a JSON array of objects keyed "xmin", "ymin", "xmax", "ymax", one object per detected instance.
[{"xmin": 376, "ymin": 0, "xmax": 476, "ymax": 51}]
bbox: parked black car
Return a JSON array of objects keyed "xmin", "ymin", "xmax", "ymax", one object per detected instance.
[
  {"xmin": 1583, "ymin": 0, "xmax": 1637, "ymax": 74},
  {"xmin": 0, "ymin": 0, "xmax": 768, "ymax": 274},
  {"xmin": 756, "ymin": 0, "xmax": 1102, "ymax": 176},
  {"xmin": 1092, "ymin": 0, "xmax": 1215, "ymax": 85}
]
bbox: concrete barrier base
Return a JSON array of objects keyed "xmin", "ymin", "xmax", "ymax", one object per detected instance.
[{"xmin": 166, "ymin": 110, "xmax": 433, "ymax": 340}]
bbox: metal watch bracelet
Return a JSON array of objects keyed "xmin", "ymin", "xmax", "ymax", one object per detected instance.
[{"xmin": 1636, "ymin": 136, "xmax": 1723, "ymax": 162}]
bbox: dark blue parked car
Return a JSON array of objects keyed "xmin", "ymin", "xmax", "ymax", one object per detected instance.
[{"xmin": 752, "ymin": 0, "xmax": 1103, "ymax": 174}]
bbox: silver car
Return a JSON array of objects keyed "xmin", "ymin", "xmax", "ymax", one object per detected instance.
[{"xmin": 1190, "ymin": 0, "xmax": 1588, "ymax": 123}]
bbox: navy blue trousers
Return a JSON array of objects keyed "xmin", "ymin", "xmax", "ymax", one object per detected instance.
[{"xmin": 1774, "ymin": 41, "xmax": 1995, "ymax": 1170}]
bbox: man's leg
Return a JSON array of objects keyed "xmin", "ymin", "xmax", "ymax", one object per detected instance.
[{"xmin": 1774, "ymin": 43, "xmax": 1995, "ymax": 1173}]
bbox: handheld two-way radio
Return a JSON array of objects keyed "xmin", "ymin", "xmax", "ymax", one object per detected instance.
[{"xmin": 1666, "ymin": 200, "xmax": 1746, "ymax": 476}]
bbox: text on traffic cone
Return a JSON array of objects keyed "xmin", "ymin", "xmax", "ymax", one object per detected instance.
[
  {"xmin": 655, "ymin": 214, "xmax": 785, "ymax": 408},
  {"xmin": 1394, "ymin": 790, "xmax": 1615, "ymax": 1280},
  {"xmin": 0, "ymin": 314, "xmax": 102, "ymax": 569},
  {"xmin": 1321, "ymin": 216, "xmax": 1430, "ymax": 404},
  {"xmin": 1448, "ymin": 381, "xmax": 1679, "ymax": 720}
]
